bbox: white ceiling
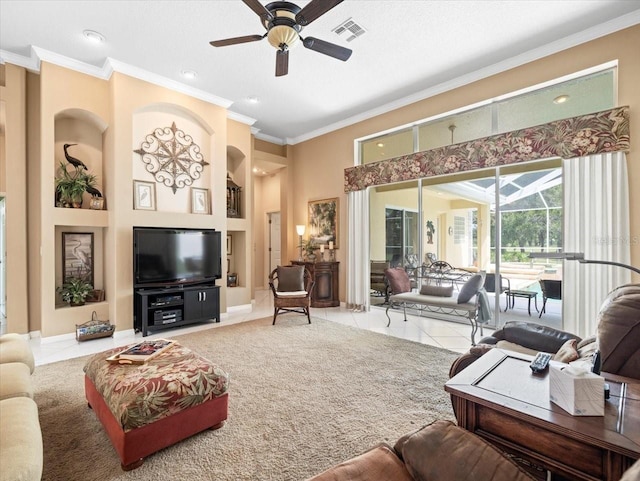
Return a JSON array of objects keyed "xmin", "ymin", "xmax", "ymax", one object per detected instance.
[{"xmin": 1, "ymin": 1, "xmax": 639, "ymax": 145}]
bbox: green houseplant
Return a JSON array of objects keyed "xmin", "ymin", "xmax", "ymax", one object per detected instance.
[
  {"xmin": 57, "ymin": 277, "xmax": 94, "ymax": 306},
  {"xmin": 55, "ymin": 162, "xmax": 98, "ymax": 208},
  {"xmin": 302, "ymin": 239, "xmax": 317, "ymax": 261}
]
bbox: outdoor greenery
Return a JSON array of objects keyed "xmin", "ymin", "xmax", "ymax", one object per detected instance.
[{"xmin": 489, "ymin": 184, "xmax": 563, "ymax": 263}]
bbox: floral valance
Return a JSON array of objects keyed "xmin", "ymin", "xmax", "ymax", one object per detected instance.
[{"xmin": 344, "ymin": 106, "xmax": 630, "ymax": 193}]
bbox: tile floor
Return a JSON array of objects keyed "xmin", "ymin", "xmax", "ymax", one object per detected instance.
[{"xmin": 27, "ymin": 288, "xmax": 507, "ymax": 366}]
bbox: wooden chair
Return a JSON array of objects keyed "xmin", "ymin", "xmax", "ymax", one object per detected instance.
[
  {"xmin": 539, "ymin": 279, "xmax": 562, "ymax": 318},
  {"xmin": 269, "ymin": 265, "xmax": 315, "ymax": 325}
]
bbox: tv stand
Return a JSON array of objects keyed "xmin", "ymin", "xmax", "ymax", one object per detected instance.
[{"xmin": 134, "ymin": 284, "xmax": 220, "ymax": 337}]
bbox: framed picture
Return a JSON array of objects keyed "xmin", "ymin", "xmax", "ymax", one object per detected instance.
[
  {"xmin": 191, "ymin": 187, "xmax": 210, "ymax": 214},
  {"xmin": 133, "ymin": 180, "xmax": 156, "ymax": 211},
  {"xmin": 226, "ymin": 234, "xmax": 232, "ymax": 255},
  {"xmin": 62, "ymin": 232, "xmax": 94, "ymax": 286},
  {"xmin": 308, "ymin": 197, "xmax": 339, "ymax": 248}
]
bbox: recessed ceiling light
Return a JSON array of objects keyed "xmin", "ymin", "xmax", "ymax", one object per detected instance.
[
  {"xmin": 376, "ymin": 142, "xmax": 384, "ymax": 148},
  {"xmin": 83, "ymin": 30, "xmax": 105, "ymax": 44},
  {"xmin": 553, "ymin": 94, "xmax": 570, "ymax": 104},
  {"xmin": 247, "ymin": 96, "xmax": 259, "ymax": 104},
  {"xmin": 181, "ymin": 70, "xmax": 197, "ymax": 80}
]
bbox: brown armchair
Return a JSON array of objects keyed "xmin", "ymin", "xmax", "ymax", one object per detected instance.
[
  {"xmin": 269, "ymin": 265, "xmax": 315, "ymax": 325},
  {"xmin": 370, "ymin": 260, "xmax": 390, "ymax": 302}
]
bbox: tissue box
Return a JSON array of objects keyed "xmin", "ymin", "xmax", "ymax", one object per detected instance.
[{"xmin": 549, "ymin": 364, "xmax": 604, "ymax": 416}]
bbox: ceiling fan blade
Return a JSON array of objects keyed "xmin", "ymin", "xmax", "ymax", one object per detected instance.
[
  {"xmin": 302, "ymin": 37, "xmax": 352, "ymax": 61},
  {"xmin": 242, "ymin": 0, "xmax": 273, "ymax": 22},
  {"xmin": 296, "ymin": 0, "xmax": 344, "ymax": 26},
  {"xmin": 275, "ymin": 49, "xmax": 289, "ymax": 77},
  {"xmin": 210, "ymin": 34, "xmax": 264, "ymax": 47}
]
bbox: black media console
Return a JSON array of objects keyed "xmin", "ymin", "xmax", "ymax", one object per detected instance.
[{"xmin": 134, "ymin": 284, "xmax": 220, "ymax": 337}]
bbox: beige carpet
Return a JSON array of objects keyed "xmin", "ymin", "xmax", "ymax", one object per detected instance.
[{"xmin": 34, "ymin": 316, "xmax": 459, "ymax": 481}]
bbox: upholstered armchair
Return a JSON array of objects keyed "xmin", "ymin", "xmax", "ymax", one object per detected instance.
[{"xmin": 269, "ymin": 265, "xmax": 315, "ymax": 325}]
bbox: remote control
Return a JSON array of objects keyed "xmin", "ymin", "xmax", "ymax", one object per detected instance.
[{"xmin": 530, "ymin": 352, "xmax": 552, "ymax": 373}]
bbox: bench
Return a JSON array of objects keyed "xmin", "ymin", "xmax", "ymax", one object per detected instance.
[{"xmin": 383, "ymin": 267, "xmax": 490, "ymax": 345}]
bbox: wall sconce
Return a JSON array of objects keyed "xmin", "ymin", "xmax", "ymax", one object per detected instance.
[
  {"xmin": 528, "ymin": 252, "xmax": 640, "ymax": 275},
  {"xmin": 296, "ymin": 225, "xmax": 306, "ymax": 261}
]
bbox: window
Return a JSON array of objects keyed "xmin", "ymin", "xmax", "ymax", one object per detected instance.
[{"xmin": 385, "ymin": 208, "xmax": 418, "ymax": 263}]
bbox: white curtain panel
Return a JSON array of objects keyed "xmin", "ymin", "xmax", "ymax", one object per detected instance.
[
  {"xmin": 563, "ymin": 152, "xmax": 631, "ymax": 338},
  {"xmin": 347, "ymin": 189, "xmax": 370, "ymax": 311}
]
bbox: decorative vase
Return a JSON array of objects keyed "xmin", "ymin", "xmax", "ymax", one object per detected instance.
[{"xmin": 306, "ymin": 253, "xmax": 316, "ymax": 262}]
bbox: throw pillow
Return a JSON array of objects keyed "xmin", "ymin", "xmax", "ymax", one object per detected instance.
[
  {"xmin": 384, "ymin": 267, "xmax": 411, "ymax": 294},
  {"xmin": 395, "ymin": 420, "xmax": 535, "ymax": 481},
  {"xmin": 553, "ymin": 338, "xmax": 580, "ymax": 363},
  {"xmin": 457, "ymin": 273, "xmax": 485, "ymax": 304},
  {"xmin": 420, "ymin": 284, "xmax": 454, "ymax": 297},
  {"xmin": 276, "ymin": 265, "xmax": 304, "ymax": 292}
]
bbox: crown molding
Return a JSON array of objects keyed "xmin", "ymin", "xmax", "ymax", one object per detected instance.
[
  {"xmin": 2, "ymin": 46, "xmax": 233, "ymax": 109},
  {"xmin": 252, "ymin": 128, "xmax": 286, "ymax": 145},
  {"xmin": 227, "ymin": 111, "xmax": 257, "ymax": 126},
  {"xmin": 0, "ymin": 48, "xmax": 40, "ymax": 71}
]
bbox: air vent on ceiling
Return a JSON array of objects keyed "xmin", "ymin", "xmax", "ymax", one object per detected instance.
[{"xmin": 332, "ymin": 18, "xmax": 366, "ymax": 42}]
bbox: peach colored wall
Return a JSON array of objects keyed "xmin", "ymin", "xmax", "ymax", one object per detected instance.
[
  {"xmin": 0, "ymin": 63, "xmax": 29, "ymax": 333},
  {"xmin": 291, "ymin": 26, "xmax": 640, "ymax": 302}
]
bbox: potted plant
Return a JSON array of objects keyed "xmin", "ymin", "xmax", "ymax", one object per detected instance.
[
  {"xmin": 57, "ymin": 277, "xmax": 94, "ymax": 306},
  {"xmin": 55, "ymin": 162, "xmax": 98, "ymax": 208},
  {"xmin": 302, "ymin": 239, "xmax": 317, "ymax": 261}
]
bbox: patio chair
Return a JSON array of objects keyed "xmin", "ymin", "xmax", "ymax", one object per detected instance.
[
  {"xmin": 483, "ymin": 273, "xmax": 511, "ymax": 311},
  {"xmin": 539, "ymin": 279, "xmax": 562, "ymax": 318}
]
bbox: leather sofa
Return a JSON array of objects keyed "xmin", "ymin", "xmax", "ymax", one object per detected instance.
[
  {"xmin": 0, "ymin": 333, "xmax": 43, "ymax": 481},
  {"xmin": 305, "ymin": 419, "xmax": 640, "ymax": 481},
  {"xmin": 305, "ymin": 420, "xmax": 537, "ymax": 481},
  {"xmin": 449, "ymin": 283, "xmax": 640, "ymax": 379}
]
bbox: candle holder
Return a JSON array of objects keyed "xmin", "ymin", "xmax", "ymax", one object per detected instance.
[{"xmin": 329, "ymin": 249, "xmax": 335, "ymax": 261}]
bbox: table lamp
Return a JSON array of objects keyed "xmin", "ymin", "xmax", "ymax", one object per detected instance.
[{"xmin": 296, "ymin": 225, "xmax": 305, "ymax": 261}]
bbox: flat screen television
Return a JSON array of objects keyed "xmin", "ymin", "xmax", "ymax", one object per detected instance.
[{"xmin": 133, "ymin": 227, "xmax": 222, "ymax": 288}]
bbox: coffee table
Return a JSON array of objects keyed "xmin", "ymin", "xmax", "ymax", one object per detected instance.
[
  {"xmin": 445, "ymin": 349, "xmax": 640, "ymax": 481},
  {"xmin": 507, "ymin": 289, "xmax": 538, "ymax": 316}
]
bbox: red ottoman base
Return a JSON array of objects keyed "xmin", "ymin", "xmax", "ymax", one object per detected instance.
[{"xmin": 85, "ymin": 375, "xmax": 228, "ymax": 470}]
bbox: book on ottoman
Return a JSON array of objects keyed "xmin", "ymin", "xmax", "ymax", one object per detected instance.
[{"xmin": 106, "ymin": 339, "xmax": 175, "ymax": 364}]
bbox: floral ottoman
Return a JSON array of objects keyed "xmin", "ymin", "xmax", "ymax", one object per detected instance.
[{"xmin": 83, "ymin": 342, "xmax": 229, "ymax": 470}]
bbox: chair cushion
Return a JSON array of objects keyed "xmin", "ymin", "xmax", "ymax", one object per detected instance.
[
  {"xmin": 553, "ymin": 338, "xmax": 579, "ymax": 363},
  {"xmin": 0, "ymin": 363, "xmax": 34, "ymax": 400},
  {"xmin": 394, "ymin": 420, "xmax": 535, "ymax": 481},
  {"xmin": 384, "ymin": 267, "xmax": 411, "ymax": 294},
  {"xmin": 457, "ymin": 273, "xmax": 485, "ymax": 304},
  {"xmin": 420, "ymin": 284, "xmax": 453, "ymax": 297},
  {"xmin": 0, "ymin": 397, "xmax": 43, "ymax": 481},
  {"xmin": 0, "ymin": 333, "xmax": 35, "ymax": 374},
  {"xmin": 277, "ymin": 265, "xmax": 305, "ymax": 292}
]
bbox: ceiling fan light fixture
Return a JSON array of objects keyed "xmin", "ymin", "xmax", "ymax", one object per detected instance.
[{"xmin": 267, "ymin": 25, "xmax": 300, "ymax": 49}]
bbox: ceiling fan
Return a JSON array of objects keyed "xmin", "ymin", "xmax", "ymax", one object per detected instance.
[{"xmin": 210, "ymin": 0, "xmax": 352, "ymax": 77}]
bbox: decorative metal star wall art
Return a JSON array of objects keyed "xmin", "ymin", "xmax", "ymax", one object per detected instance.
[{"xmin": 134, "ymin": 122, "xmax": 209, "ymax": 193}]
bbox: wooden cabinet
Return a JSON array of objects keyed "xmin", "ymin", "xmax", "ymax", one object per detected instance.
[
  {"xmin": 292, "ymin": 261, "xmax": 339, "ymax": 308},
  {"xmin": 135, "ymin": 284, "xmax": 220, "ymax": 337}
]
